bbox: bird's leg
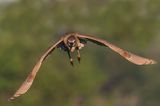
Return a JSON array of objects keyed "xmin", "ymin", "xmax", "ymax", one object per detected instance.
[
  {"xmin": 77, "ymin": 48, "xmax": 81, "ymax": 63},
  {"xmin": 67, "ymin": 51, "xmax": 74, "ymax": 66}
]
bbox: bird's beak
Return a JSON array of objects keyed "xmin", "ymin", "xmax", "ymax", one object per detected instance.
[{"xmin": 70, "ymin": 47, "xmax": 75, "ymax": 52}]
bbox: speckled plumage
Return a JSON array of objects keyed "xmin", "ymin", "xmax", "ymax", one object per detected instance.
[{"xmin": 9, "ymin": 32, "xmax": 156, "ymax": 101}]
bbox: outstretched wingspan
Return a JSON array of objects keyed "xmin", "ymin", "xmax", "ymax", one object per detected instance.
[
  {"xmin": 9, "ymin": 39, "xmax": 63, "ymax": 100},
  {"xmin": 77, "ymin": 34, "xmax": 156, "ymax": 65}
]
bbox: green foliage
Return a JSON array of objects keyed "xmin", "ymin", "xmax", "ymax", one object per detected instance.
[{"xmin": 0, "ymin": 0, "xmax": 159, "ymax": 106}]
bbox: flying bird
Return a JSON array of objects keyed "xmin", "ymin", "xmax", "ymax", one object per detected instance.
[{"xmin": 9, "ymin": 32, "xmax": 156, "ymax": 100}]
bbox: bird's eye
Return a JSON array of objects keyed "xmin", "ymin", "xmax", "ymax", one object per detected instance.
[{"xmin": 68, "ymin": 40, "xmax": 75, "ymax": 47}]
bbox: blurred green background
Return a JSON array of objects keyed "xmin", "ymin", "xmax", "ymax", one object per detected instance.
[{"xmin": 0, "ymin": 0, "xmax": 159, "ymax": 106}]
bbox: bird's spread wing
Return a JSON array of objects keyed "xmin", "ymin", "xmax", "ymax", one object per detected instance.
[
  {"xmin": 77, "ymin": 34, "xmax": 156, "ymax": 65},
  {"xmin": 9, "ymin": 39, "xmax": 63, "ymax": 101}
]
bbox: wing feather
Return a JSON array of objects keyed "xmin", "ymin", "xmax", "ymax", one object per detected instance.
[
  {"xmin": 77, "ymin": 34, "xmax": 156, "ymax": 65},
  {"xmin": 9, "ymin": 39, "xmax": 62, "ymax": 100}
]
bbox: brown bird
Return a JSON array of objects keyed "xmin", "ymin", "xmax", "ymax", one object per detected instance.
[{"xmin": 9, "ymin": 32, "xmax": 156, "ymax": 100}]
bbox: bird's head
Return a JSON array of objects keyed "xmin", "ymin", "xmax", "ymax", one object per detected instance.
[
  {"xmin": 67, "ymin": 36, "xmax": 76, "ymax": 47},
  {"xmin": 67, "ymin": 35, "xmax": 77, "ymax": 52}
]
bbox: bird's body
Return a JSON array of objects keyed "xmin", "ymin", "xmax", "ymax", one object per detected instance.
[{"xmin": 9, "ymin": 32, "xmax": 156, "ymax": 100}]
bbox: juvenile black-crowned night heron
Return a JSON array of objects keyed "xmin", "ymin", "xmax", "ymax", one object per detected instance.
[{"xmin": 9, "ymin": 32, "xmax": 156, "ymax": 100}]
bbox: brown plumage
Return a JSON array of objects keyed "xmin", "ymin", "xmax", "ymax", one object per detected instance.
[{"xmin": 9, "ymin": 32, "xmax": 156, "ymax": 100}]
